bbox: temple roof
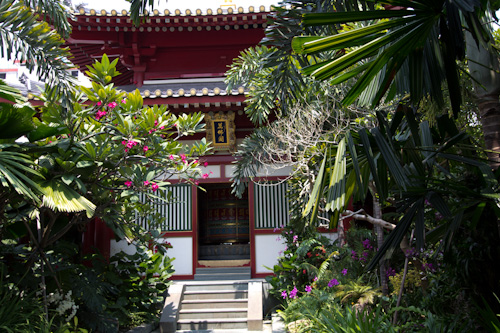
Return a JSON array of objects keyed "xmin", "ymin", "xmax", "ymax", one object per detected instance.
[
  {"xmin": 67, "ymin": 6, "xmax": 269, "ymax": 89},
  {"xmin": 75, "ymin": 5, "xmax": 271, "ymax": 17}
]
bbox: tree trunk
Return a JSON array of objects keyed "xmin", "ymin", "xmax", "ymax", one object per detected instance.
[
  {"xmin": 477, "ymin": 93, "xmax": 500, "ymax": 170},
  {"xmin": 466, "ymin": 32, "xmax": 500, "ymax": 170},
  {"xmin": 369, "ymin": 183, "xmax": 388, "ymax": 295}
]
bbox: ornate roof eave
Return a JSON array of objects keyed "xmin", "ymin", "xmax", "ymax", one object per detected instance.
[
  {"xmin": 140, "ymin": 86, "xmax": 247, "ymax": 108},
  {"xmin": 72, "ymin": 6, "xmax": 270, "ymax": 32}
]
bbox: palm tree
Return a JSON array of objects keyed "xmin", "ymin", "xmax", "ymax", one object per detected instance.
[
  {"xmin": 0, "ymin": 0, "xmax": 77, "ymax": 101},
  {"xmin": 0, "ymin": 0, "xmax": 85, "ymax": 218},
  {"xmin": 291, "ymin": 0, "xmax": 500, "ymax": 168}
]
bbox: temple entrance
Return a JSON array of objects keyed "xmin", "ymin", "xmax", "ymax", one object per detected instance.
[{"xmin": 197, "ymin": 183, "xmax": 250, "ymax": 267}]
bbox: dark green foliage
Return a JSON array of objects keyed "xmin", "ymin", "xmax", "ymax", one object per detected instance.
[
  {"xmin": 0, "ymin": 271, "xmax": 43, "ymax": 332},
  {"xmin": 293, "ymin": 0, "xmax": 498, "ymax": 116},
  {"xmin": 71, "ymin": 247, "xmax": 174, "ymax": 332}
]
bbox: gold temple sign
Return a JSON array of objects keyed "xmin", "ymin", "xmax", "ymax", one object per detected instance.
[
  {"xmin": 206, "ymin": 112, "xmax": 236, "ymax": 152},
  {"xmin": 214, "ymin": 121, "xmax": 228, "ymax": 144}
]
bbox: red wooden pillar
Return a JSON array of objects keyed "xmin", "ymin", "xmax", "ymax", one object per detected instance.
[{"xmin": 82, "ymin": 218, "xmax": 113, "ymax": 261}]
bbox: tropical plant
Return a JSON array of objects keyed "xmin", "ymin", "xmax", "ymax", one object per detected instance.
[
  {"xmin": 0, "ymin": 0, "xmax": 77, "ymax": 101},
  {"xmin": 297, "ymin": 302, "xmax": 395, "ymax": 333},
  {"xmin": 71, "ymin": 246, "xmax": 174, "ymax": 331},
  {"xmin": 335, "ymin": 278, "xmax": 382, "ymax": 309},
  {"xmin": 0, "ymin": 274, "xmax": 44, "ymax": 332},
  {"xmin": 0, "ymin": 54, "xmax": 211, "ymax": 327},
  {"xmin": 226, "ymin": 1, "xmax": 375, "ymax": 198},
  {"xmin": 292, "ymin": 0, "xmax": 500, "ymax": 168}
]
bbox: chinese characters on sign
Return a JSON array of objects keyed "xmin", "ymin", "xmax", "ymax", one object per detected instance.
[
  {"xmin": 205, "ymin": 112, "xmax": 236, "ymax": 152},
  {"xmin": 214, "ymin": 121, "xmax": 228, "ymax": 144}
]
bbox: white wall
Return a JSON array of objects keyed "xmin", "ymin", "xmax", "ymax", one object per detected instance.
[
  {"xmin": 160, "ymin": 236, "xmax": 193, "ymax": 276},
  {"xmin": 225, "ymin": 164, "xmax": 293, "ymax": 179},
  {"xmin": 110, "ymin": 239, "xmax": 137, "ymax": 256},
  {"xmin": 254, "ymin": 234, "xmax": 286, "ymax": 274},
  {"xmin": 109, "ymin": 236, "xmax": 193, "ymax": 276}
]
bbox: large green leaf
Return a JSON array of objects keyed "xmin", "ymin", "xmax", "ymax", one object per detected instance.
[
  {"xmin": 0, "ymin": 103, "xmax": 36, "ymax": 139},
  {"xmin": 326, "ymin": 137, "xmax": 347, "ymax": 213},
  {"xmin": 40, "ymin": 179, "xmax": 96, "ymax": 218},
  {"xmin": 303, "ymin": 152, "xmax": 327, "ymax": 219},
  {"xmin": 0, "ymin": 150, "xmax": 43, "ymax": 202}
]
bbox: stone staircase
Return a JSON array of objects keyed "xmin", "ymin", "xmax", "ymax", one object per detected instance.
[
  {"xmin": 194, "ymin": 267, "xmax": 251, "ymax": 281},
  {"xmin": 160, "ymin": 268, "xmax": 263, "ymax": 332}
]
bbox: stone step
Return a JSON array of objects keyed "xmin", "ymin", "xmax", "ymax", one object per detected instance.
[
  {"xmin": 194, "ymin": 274, "xmax": 251, "ymax": 281},
  {"xmin": 183, "ymin": 290, "xmax": 248, "ymax": 300},
  {"xmin": 177, "ymin": 318, "xmax": 248, "ymax": 330},
  {"xmin": 176, "ymin": 330, "xmax": 250, "ymax": 333},
  {"xmin": 193, "ymin": 267, "xmax": 251, "ymax": 281},
  {"xmin": 195, "ymin": 267, "xmax": 251, "ymax": 274},
  {"xmin": 179, "ymin": 307, "xmax": 248, "ymax": 320},
  {"xmin": 181, "ymin": 281, "xmax": 248, "ymax": 292},
  {"xmin": 180, "ymin": 299, "xmax": 248, "ymax": 309}
]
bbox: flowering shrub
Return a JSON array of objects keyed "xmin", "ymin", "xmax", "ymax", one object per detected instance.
[
  {"xmin": 266, "ymin": 227, "xmax": 342, "ymax": 301},
  {"xmin": 46, "ymin": 290, "xmax": 79, "ymax": 322}
]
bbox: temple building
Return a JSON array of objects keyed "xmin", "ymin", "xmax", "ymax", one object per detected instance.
[{"xmin": 66, "ymin": 4, "xmax": 338, "ymax": 279}]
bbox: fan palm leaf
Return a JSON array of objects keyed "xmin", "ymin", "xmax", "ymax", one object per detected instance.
[
  {"xmin": 0, "ymin": 149, "xmax": 43, "ymax": 203},
  {"xmin": 39, "ymin": 178, "xmax": 96, "ymax": 218}
]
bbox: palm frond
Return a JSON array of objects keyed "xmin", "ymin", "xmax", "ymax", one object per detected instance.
[
  {"xmin": 40, "ymin": 178, "xmax": 96, "ymax": 218},
  {"xmin": 0, "ymin": 0, "xmax": 77, "ymax": 102},
  {"xmin": 293, "ymin": 1, "xmax": 490, "ymax": 115},
  {"xmin": 0, "ymin": 150, "xmax": 43, "ymax": 202},
  {"xmin": 23, "ymin": 0, "xmax": 73, "ymax": 38}
]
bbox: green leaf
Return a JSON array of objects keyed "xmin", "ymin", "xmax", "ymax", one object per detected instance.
[
  {"xmin": 40, "ymin": 179, "xmax": 96, "ymax": 218},
  {"xmin": 76, "ymin": 160, "xmax": 94, "ymax": 168},
  {"xmin": 303, "ymin": 152, "xmax": 327, "ymax": 218}
]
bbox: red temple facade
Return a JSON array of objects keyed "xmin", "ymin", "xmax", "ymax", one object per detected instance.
[{"xmin": 67, "ymin": 5, "xmax": 338, "ymax": 279}]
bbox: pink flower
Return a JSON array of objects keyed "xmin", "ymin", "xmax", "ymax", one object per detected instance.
[
  {"xmin": 305, "ymin": 285, "xmax": 312, "ymax": 293},
  {"xmin": 95, "ymin": 110, "xmax": 107, "ymax": 120},
  {"xmin": 124, "ymin": 181, "xmax": 133, "ymax": 187},
  {"xmin": 151, "ymin": 182, "xmax": 159, "ymax": 192},
  {"xmin": 342, "ymin": 268, "xmax": 348, "ymax": 276},
  {"xmin": 126, "ymin": 140, "xmax": 138, "ymax": 149},
  {"xmin": 293, "ymin": 235, "xmax": 298, "ymax": 243},
  {"xmin": 97, "ymin": 101, "xmax": 102, "ymax": 106},
  {"xmin": 160, "ymin": 126, "xmax": 165, "ymax": 130},
  {"xmin": 108, "ymin": 102, "xmax": 117, "ymax": 109},
  {"xmin": 202, "ymin": 173, "xmax": 210, "ymax": 179},
  {"xmin": 194, "ymin": 180, "xmax": 200, "ymax": 185},
  {"xmin": 313, "ymin": 276, "xmax": 318, "ymax": 282},
  {"xmin": 281, "ymin": 291, "xmax": 288, "ymax": 299},
  {"xmin": 289, "ymin": 286, "xmax": 298, "ymax": 299},
  {"xmin": 143, "ymin": 146, "xmax": 149, "ymax": 152},
  {"xmin": 180, "ymin": 154, "xmax": 186, "ymax": 162},
  {"xmin": 203, "ymin": 162, "xmax": 208, "ymax": 167},
  {"xmin": 169, "ymin": 155, "xmax": 175, "ymax": 160},
  {"xmin": 121, "ymin": 99, "xmax": 126, "ymax": 103},
  {"xmin": 121, "ymin": 140, "xmax": 127, "ymax": 146},
  {"xmin": 144, "ymin": 181, "xmax": 150, "ymax": 186},
  {"xmin": 154, "ymin": 120, "xmax": 158, "ymax": 126}
]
